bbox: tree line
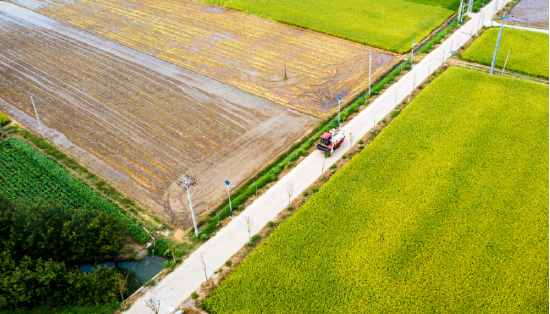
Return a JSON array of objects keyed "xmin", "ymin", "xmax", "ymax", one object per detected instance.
[{"xmin": 0, "ymin": 196, "xmax": 126, "ymax": 310}]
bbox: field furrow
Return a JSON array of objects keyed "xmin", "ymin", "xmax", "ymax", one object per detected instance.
[{"xmin": 10, "ymin": 0, "xmax": 398, "ymax": 117}]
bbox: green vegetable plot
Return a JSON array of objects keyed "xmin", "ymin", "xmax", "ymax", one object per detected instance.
[
  {"xmin": 462, "ymin": 28, "xmax": 549, "ymax": 78},
  {"xmin": 0, "ymin": 138, "xmax": 148, "ymax": 243},
  {"xmin": 198, "ymin": 0, "xmax": 453, "ymax": 53},
  {"xmin": 203, "ymin": 67, "xmax": 549, "ymax": 313}
]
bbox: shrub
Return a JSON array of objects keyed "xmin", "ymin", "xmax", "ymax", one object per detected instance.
[
  {"xmin": 303, "ymin": 190, "xmax": 309, "ymax": 196},
  {"xmin": 225, "ymin": 260, "xmax": 232, "ymax": 267},
  {"xmin": 267, "ymin": 221, "xmax": 275, "ymax": 228},
  {"xmin": 144, "ymin": 279, "xmax": 155, "ymax": 287},
  {"xmin": 200, "ymin": 234, "xmax": 210, "ymax": 241},
  {"xmin": 0, "ymin": 111, "xmax": 10, "ymax": 126},
  {"xmin": 391, "ymin": 110, "xmax": 401, "ymax": 118},
  {"xmin": 358, "ymin": 139, "xmax": 364, "ymax": 144},
  {"xmin": 191, "ymin": 292, "xmax": 199, "ymax": 299},
  {"xmin": 250, "ymin": 234, "xmax": 261, "ymax": 243},
  {"xmin": 287, "ymin": 206, "xmax": 294, "ymax": 211}
]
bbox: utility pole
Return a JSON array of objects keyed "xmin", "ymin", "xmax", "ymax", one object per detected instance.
[
  {"xmin": 224, "ymin": 180, "xmax": 233, "ymax": 218},
  {"xmin": 337, "ymin": 96, "xmax": 342, "ymax": 128},
  {"xmin": 410, "ymin": 40, "xmax": 418, "ymax": 68},
  {"xmin": 491, "ymin": 0, "xmax": 498, "ymax": 27},
  {"xmin": 177, "ymin": 175, "xmax": 199, "ymax": 237},
  {"xmin": 284, "ymin": 52, "xmax": 287, "ymax": 80},
  {"xmin": 458, "ymin": 0, "xmax": 464, "ymax": 25},
  {"xmin": 30, "ymin": 96, "xmax": 46, "ymax": 139},
  {"xmin": 476, "ymin": 13, "xmax": 484, "ymax": 37},
  {"xmin": 368, "ymin": 50, "xmax": 372, "ymax": 95},
  {"xmin": 490, "ymin": 14, "xmax": 508, "ymax": 75},
  {"xmin": 501, "ymin": 50, "xmax": 510, "ymax": 75}
]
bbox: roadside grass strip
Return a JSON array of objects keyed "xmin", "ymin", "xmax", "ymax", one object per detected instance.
[
  {"xmin": 461, "ymin": 28, "xmax": 549, "ymax": 78},
  {"xmin": 0, "ymin": 138, "xmax": 149, "ymax": 243},
  {"xmin": 199, "ymin": 0, "xmax": 453, "ymax": 53},
  {"xmin": 203, "ymin": 67, "xmax": 549, "ymax": 313}
]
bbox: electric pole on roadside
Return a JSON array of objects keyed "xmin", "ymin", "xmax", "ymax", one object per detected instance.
[
  {"xmin": 491, "ymin": 0, "xmax": 499, "ymax": 27},
  {"xmin": 30, "ymin": 96, "xmax": 46, "ymax": 139},
  {"xmin": 490, "ymin": 13, "xmax": 509, "ymax": 75},
  {"xmin": 368, "ymin": 50, "xmax": 372, "ymax": 95},
  {"xmin": 410, "ymin": 40, "xmax": 418, "ymax": 68},
  {"xmin": 458, "ymin": 0, "xmax": 464, "ymax": 25},
  {"xmin": 177, "ymin": 175, "xmax": 199, "ymax": 237}
]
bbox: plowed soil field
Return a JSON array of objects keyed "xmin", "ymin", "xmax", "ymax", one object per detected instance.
[
  {"xmin": 506, "ymin": 0, "xmax": 549, "ymax": 28},
  {"xmin": 10, "ymin": 0, "xmax": 398, "ymax": 117},
  {"xmin": 0, "ymin": 5, "xmax": 317, "ymax": 225}
]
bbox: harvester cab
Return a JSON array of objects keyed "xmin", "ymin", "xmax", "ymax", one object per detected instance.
[{"xmin": 316, "ymin": 128, "xmax": 345, "ymax": 156}]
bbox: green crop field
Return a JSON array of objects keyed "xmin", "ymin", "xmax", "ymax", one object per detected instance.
[
  {"xmin": 198, "ymin": 0, "xmax": 453, "ymax": 53},
  {"xmin": 203, "ymin": 67, "xmax": 549, "ymax": 313},
  {"xmin": 0, "ymin": 138, "xmax": 148, "ymax": 243},
  {"xmin": 462, "ymin": 28, "xmax": 549, "ymax": 78},
  {"xmin": 403, "ymin": 0, "xmax": 460, "ymax": 10}
]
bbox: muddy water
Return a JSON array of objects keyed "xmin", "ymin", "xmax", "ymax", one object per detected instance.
[
  {"xmin": 10, "ymin": 0, "xmax": 398, "ymax": 117},
  {"xmin": 0, "ymin": 4, "xmax": 317, "ymax": 225},
  {"xmin": 506, "ymin": 0, "xmax": 549, "ymax": 28},
  {"xmin": 80, "ymin": 256, "xmax": 165, "ymax": 297}
]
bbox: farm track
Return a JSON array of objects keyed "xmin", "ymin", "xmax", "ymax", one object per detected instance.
[
  {"xmin": 0, "ymin": 8, "xmax": 317, "ymax": 223},
  {"xmin": 10, "ymin": 0, "xmax": 398, "ymax": 117}
]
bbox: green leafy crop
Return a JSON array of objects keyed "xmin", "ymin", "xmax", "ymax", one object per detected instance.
[{"xmin": 0, "ymin": 138, "xmax": 148, "ymax": 243}]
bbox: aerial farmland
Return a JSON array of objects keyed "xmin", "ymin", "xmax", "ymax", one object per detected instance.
[{"xmin": 0, "ymin": 0, "xmax": 547, "ymax": 312}]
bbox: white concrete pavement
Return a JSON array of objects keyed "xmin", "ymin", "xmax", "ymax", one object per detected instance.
[
  {"xmin": 501, "ymin": 24, "xmax": 550, "ymax": 34},
  {"xmin": 126, "ymin": 1, "xmax": 511, "ymax": 312}
]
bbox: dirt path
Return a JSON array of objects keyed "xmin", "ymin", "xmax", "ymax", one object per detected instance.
[
  {"xmin": 10, "ymin": 0, "xmax": 398, "ymax": 117},
  {"xmin": 0, "ymin": 4, "xmax": 317, "ymax": 224}
]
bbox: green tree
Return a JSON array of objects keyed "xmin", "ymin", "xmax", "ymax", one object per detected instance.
[{"xmin": 0, "ymin": 198, "xmax": 123, "ymax": 264}]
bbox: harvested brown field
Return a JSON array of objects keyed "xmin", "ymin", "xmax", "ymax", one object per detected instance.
[
  {"xmin": 506, "ymin": 0, "xmax": 549, "ymax": 28},
  {"xmin": 0, "ymin": 4, "xmax": 317, "ymax": 225},
  {"xmin": 10, "ymin": 0, "xmax": 398, "ymax": 117}
]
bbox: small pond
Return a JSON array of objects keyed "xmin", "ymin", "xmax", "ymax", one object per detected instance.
[{"xmin": 79, "ymin": 256, "xmax": 165, "ymax": 297}]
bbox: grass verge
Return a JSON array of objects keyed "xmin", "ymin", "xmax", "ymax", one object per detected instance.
[{"xmin": 202, "ymin": 67, "xmax": 549, "ymax": 313}]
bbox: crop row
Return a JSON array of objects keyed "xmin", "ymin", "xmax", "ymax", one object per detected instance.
[{"xmin": 0, "ymin": 138, "xmax": 149, "ymax": 243}]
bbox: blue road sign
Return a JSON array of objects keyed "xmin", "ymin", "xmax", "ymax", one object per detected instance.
[
  {"xmin": 225, "ymin": 180, "xmax": 230, "ymax": 186},
  {"xmin": 337, "ymin": 96, "xmax": 342, "ymax": 101},
  {"xmin": 412, "ymin": 40, "xmax": 416, "ymax": 44},
  {"xmin": 450, "ymin": 50, "xmax": 455, "ymax": 54}
]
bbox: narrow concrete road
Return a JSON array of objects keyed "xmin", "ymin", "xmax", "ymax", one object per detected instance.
[
  {"xmin": 502, "ymin": 24, "xmax": 549, "ymax": 34},
  {"xmin": 127, "ymin": 1, "xmax": 510, "ymax": 312}
]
